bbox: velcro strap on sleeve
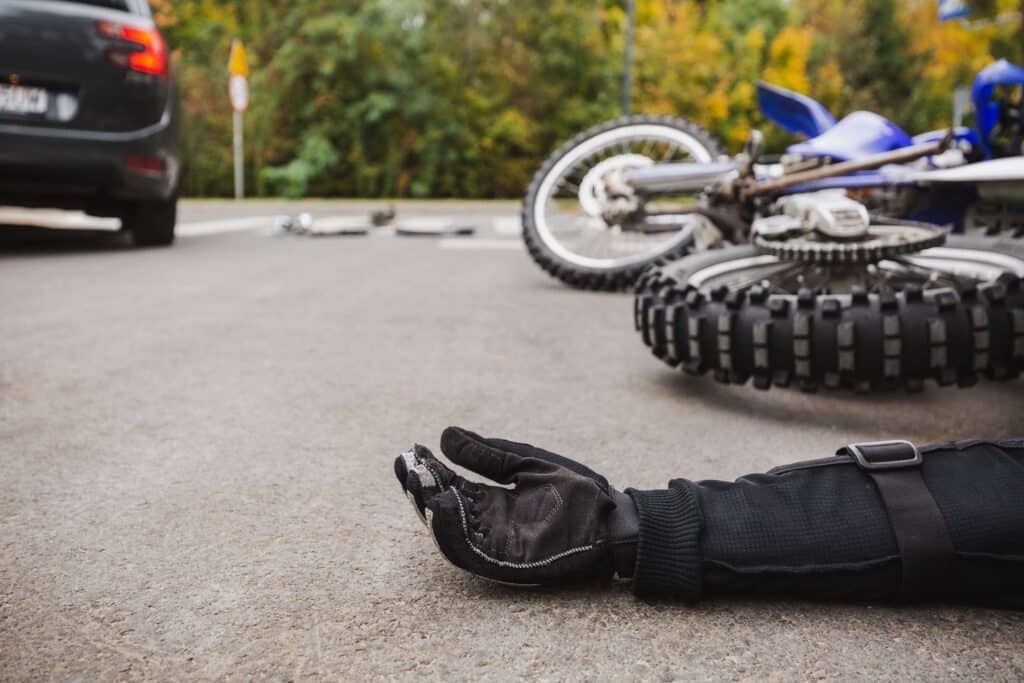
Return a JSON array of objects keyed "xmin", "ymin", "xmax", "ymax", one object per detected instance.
[{"xmin": 838, "ymin": 441, "xmax": 955, "ymax": 601}]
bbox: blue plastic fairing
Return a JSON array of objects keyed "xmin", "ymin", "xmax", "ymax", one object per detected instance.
[
  {"xmin": 756, "ymin": 81, "xmax": 836, "ymax": 138},
  {"xmin": 911, "ymin": 126, "xmax": 979, "ymax": 149},
  {"xmin": 972, "ymin": 59, "xmax": 1024, "ymax": 159},
  {"xmin": 786, "ymin": 111, "xmax": 913, "ymax": 161}
]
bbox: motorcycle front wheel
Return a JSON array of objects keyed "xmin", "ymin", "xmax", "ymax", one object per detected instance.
[{"xmin": 522, "ymin": 115, "xmax": 725, "ymax": 291}]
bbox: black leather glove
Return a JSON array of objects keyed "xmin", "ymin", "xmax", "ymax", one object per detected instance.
[{"xmin": 394, "ymin": 427, "xmax": 639, "ymax": 586}]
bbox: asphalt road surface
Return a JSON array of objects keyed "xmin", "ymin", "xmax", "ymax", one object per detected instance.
[{"xmin": 2, "ymin": 201, "xmax": 1022, "ymax": 680}]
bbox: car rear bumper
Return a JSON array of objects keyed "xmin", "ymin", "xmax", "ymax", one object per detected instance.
[{"xmin": 0, "ymin": 109, "xmax": 179, "ymax": 213}]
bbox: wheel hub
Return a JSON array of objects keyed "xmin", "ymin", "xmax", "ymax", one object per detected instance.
[{"xmin": 577, "ymin": 154, "xmax": 653, "ymax": 219}]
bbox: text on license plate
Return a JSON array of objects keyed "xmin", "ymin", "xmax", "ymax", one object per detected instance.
[{"xmin": 0, "ymin": 84, "xmax": 48, "ymax": 115}]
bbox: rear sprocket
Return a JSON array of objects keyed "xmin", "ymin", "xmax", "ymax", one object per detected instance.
[{"xmin": 753, "ymin": 220, "xmax": 947, "ymax": 264}]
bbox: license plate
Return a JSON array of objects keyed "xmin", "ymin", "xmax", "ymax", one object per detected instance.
[{"xmin": 0, "ymin": 84, "xmax": 48, "ymax": 116}]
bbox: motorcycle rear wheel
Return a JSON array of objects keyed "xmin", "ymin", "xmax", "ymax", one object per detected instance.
[{"xmin": 635, "ymin": 235, "xmax": 1024, "ymax": 391}]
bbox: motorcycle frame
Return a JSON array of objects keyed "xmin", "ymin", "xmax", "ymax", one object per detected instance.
[{"xmin": 617, "ymin": 137, "xmax": 950, "ymax": 242}]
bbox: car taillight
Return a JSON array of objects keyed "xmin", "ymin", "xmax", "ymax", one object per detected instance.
[
  {"xmin": 124, "ymin": 154, "xmax": 166, "ymax": 175},
  {"xmin": 96, "ymin": 21, "xmax": 168, "ymax": 77}
]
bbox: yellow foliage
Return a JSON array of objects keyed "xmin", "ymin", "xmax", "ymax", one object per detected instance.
[
  {"xmin": 811, "ymin": 59, "xmax": 845, "ymax": 113},
  {"xmin": 907, "ymin": 1, "xmax": 1004, "ymax": 88},
  {"xmin": 744, "ymin": 26, "xmax": 766, "ymax": 55},
  {"xmin": 149, "ymin": 0, "xmax": 176, "ymax": 28},
  {"xmin": 763, "ymin": 26, "xmax": 814, "ymax": 93},
  {"xmin": 706, "ymin": 91, "xmax": 731, "ymax": 121},
  {"xmin": 732, "ymin": 81, "xmax": 756, "ymax": 111}
]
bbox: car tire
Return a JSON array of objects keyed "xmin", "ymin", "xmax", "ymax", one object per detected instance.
[{"xmin": 124, "ymin": 198, "xmax": 176, "ymax": 247}]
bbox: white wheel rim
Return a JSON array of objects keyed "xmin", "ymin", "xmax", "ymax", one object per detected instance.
[
  {"xmin": 685, "ymin": 247, "xmax": 1024, "ymax": 292},
  {"xmin": 533, "ymin": 124, "xmax": 715, "ymax": 270},
  {"xmin": 901, "ymin": 247, "xmax": 1024, "ymax": 280}
]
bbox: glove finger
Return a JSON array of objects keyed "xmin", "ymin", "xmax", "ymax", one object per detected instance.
[
  {"xmin": 440, "ymin": 426, "xmax": 521, "ymax": 484},
  {"xmin": 395, "ymin": 444, "xmax": 455, "ymax": 522},
  {"xmin": 394, "ymin": 448, "xmax": 414, "ymax": 490},
  {"xmin": 441, "ymin": 426, "xmax": 608, "ymax": 491},
  {"xmin": 485, "ymin": 436, "xmax": 609, "ymax": 490}
]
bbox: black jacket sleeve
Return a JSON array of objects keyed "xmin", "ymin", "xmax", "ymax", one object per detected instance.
[{"xmin": 627, "ymin": 439, "xmax": 1024, "ymax": 607}]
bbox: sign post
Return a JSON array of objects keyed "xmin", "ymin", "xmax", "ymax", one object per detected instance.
[
  {"xmin": 228, "ymin": 40, "xmax": 249, "ymax": 200},
  {"xmin": 623, "ymin": 0, "xmax": 635, "ymax": 115}
]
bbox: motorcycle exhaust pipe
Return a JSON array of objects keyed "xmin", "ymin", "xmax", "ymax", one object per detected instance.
[{"xmin": 626, "ymin": 161, "xmax": 737, "ymax": 193}]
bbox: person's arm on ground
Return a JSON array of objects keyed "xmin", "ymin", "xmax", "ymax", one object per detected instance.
[{"xmin": 395, "ymin": 429, "xmax": 1024, "ymax": 607}]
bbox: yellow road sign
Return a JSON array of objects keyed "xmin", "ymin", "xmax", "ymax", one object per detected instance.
[{"xmin": 228, "ymin": 39, "xmax": 249, "ymax": 78}]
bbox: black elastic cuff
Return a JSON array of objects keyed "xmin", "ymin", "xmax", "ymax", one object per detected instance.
[{"xmin": 626, "ymin": 481, "xmax": 703, "ymax": 601}]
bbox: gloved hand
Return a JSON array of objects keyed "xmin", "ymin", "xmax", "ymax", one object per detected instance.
[{"xmin": 394, "ymin": 427, "xmax": 638, "ymax": 586}]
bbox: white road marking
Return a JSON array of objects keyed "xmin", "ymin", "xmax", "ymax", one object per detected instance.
[
  {"xmin": 393, "ymin": 216, "xmax": 461, "ymax": 232},
  {"xmin": 438, "ymin": 238, "xmax": 523, "ymax": 250},
  {"xmin": 0, "ymin": 208, "xmax": 527, "ymax": 242},
  {"xmin": 492, "ymin": 216, "xmax": 521, "ymax": 236},
  {"xmin": 309, "ymin": 215, "xmax": 371, "ymax": 231},
  {"xmin": 0, "ymin": 207, "xmax": 120, "ymax": 230},
  {"xmin": 176, "ymin": 216, "xmax": 272, "ymax": 237}
]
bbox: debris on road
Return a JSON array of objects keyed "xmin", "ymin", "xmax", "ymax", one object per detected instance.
[
  {"xmin": 271, "ymin": 210, "xmax": 476, "ymax": 239},
  {"xmin": 394, "ymin": 224, "xmax": 475, "ymax": 237},
  {"xmin": 272, "ymin": 213, "xmax": 369, "ymax": 237},
  {"xmin": 371, "ymin": 205, "xmax": 396, "ymax": 227}
]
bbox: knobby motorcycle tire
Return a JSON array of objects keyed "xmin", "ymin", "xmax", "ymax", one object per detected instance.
[
  {"xmin": 522, "ymin": 115, "xmax": 726, "ymax": 292},
  {"xmin": 634, "ymin": 235, "xmax": 1024, "ymax": 392}
]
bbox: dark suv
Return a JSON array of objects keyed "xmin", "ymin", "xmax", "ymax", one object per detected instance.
[{"xmin": 0, "ymin": 0, "xmax": 179, "ymax": 246}]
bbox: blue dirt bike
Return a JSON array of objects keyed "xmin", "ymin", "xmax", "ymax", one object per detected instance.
[{"xmin": 523, "ymin": 60, "xmax": 1024, "ymax": 291}]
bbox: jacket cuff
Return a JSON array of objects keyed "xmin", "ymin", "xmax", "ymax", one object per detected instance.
[{"xmin": 626, "ymin": 480, "xmax": 703, "ymax": 601}]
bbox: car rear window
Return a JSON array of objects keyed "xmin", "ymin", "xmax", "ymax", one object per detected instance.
[
  {"xmin": 46, "ymin": 0, "xmax": 133, "ymax": 11},
  {"xmin": 38, "ymin": 0, "xmax": 153, "ymax": 16}
]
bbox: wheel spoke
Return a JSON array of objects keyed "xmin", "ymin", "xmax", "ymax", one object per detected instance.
[
  {"xmin": 660, "ymin": 143, "xmax": 680, "ymax": 162},
  {"xmin": 725, "ymin": 261, "xmax": 807, "ymax": 293},
  {"xmin": 639, "ymin": 138, "xmax": 657, "ymax": 159},
  {"xmin": 888, "ymin": 258, "xmax": 972, "ymax": 289},
  {"xmin": 555, "ymin": 178, "xmax": 581, "ymax": 196}
]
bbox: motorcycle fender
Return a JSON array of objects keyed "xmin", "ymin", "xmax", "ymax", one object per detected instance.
[{"xmin": 909, "ymin": 157, "xmax": 1024, "ymax": 186}]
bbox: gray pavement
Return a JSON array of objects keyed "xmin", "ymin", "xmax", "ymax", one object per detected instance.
[{"xmin": 1, "ymin": 200, "xmax": 1022, "ymax": 680}]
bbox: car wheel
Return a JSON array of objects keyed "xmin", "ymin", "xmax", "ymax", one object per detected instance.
[{"xmin": 124, "ymin": 198, "xmax": 176, "ymax": 247}]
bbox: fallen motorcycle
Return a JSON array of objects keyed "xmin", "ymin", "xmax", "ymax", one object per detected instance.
[{"xmin": 523, "ymin": 60, "xmax": 1024, "ymax": 290}]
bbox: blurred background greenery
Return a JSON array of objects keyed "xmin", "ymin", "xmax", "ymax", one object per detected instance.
[{"xmin": 153, "ymin": 0, "xmax": 1023, "ymax": 199}]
